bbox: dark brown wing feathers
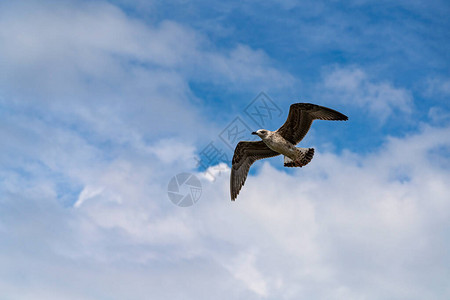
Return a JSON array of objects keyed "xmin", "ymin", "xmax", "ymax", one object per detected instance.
[
  {"xmin": 276, "ymin": 103, "xmax": 348, "ymax": 144},
  {"xmin": 230, "ymin": 141, "xmax": 279, "ymax": 200}
]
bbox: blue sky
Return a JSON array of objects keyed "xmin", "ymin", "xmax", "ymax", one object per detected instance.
[{"xmin": 1, "ymin": 0, "xmax": 450, "ymax": 299}]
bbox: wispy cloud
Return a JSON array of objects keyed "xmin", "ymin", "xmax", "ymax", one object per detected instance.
[
  {"xmin": 425, "ymin": 77, "xmax": 450, "ymax": 98},
  {"xmin": 321, "ymin": 66, "xmax": 413, "ymax": 123}
]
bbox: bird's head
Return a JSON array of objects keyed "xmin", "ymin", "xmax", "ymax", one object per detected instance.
[{"xmin": 251, "ymin": 129, "xmax": 270, "ymax": 139}]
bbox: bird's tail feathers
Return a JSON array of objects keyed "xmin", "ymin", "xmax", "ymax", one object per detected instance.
[{"xmin": 284, "ymin": 148, "xmax": 314, "ymax": 167}]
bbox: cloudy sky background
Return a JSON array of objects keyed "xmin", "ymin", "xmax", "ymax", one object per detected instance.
[{"xmin": 1, "ymin": 0, "xmax": 450, "ymax": 299}]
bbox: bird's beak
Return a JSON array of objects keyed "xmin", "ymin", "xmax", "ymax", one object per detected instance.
[{"xmin": 251, "ymin": 131, "xmax": 257, "ymax": 135}]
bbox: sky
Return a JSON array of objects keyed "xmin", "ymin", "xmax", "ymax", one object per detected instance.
[{"xmin": 1, "ymin": 0, "xmax": 450, "ymax": 299}]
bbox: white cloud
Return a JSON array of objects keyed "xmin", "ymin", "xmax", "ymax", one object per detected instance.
[
  {"xmin": 3, "ymin": 123, "xmax": 450, "ymax": 299},
  {"xmin": 225, "ymin": 250, "xmax": 269, "ymax": 297},
  {"xmin": 146, "ymin": 138, "xmax": 197, "ymax": 165},
  {"xmin": 321, "ymin": 66, "xmax": 413, "ymax": 122},
  {"xmin": 0, "ymin": 0, "xmax": 296, "ymax": 148},
  {"xmin": 428, "ymin": 106, "xmax": 450, "ymax": 124},
  {"xmin": 0, "ymin": 0, "xmax": 295, "ymax": 94},
  {"xmin": 425, "ymin": 77, "xmax": 450, "ymax": 98},
  {"xmin": 74, "ymin": 185, "xmax": 105, "ymax": 208}
]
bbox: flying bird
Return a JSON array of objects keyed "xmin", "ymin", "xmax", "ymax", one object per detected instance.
[{"xmin": 230, "ymin": 103, "xmax": 348, "ymax": 201}]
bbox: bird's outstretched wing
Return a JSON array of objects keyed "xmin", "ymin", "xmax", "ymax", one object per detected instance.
[
  {"xmin": 276, "ymin": 103, "xmax": 348, "ymax": 145},
  {"xmin": 230, "ymin": 141, "xmax": 279, "ymax": 201}
]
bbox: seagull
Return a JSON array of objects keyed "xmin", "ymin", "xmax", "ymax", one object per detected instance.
[{"xmin": 230, "ymin": 103, "xmax": 348, "ymax": 201}]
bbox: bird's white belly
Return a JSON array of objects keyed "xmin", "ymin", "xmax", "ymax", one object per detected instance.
[{"xmin": 263, "ymin": 137, "xmax": 297, "ymax": 158}]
